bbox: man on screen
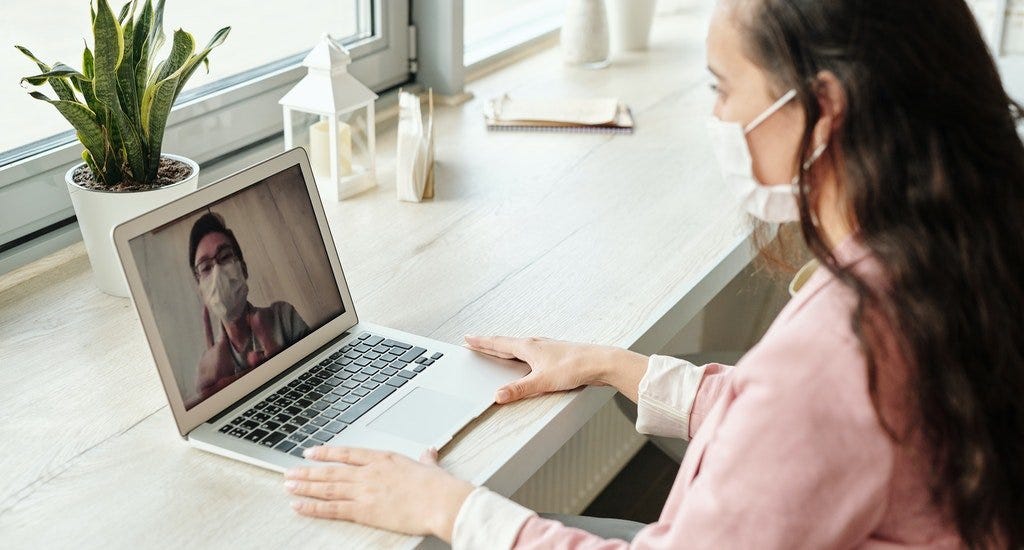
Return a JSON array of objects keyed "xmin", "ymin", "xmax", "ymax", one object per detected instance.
[{"xmin": 189, "ymin": 212, "xmax": 309, "ymax": 401}]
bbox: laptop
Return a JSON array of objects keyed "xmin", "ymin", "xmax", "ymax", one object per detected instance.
[{"xmin": 113, "ymin": 147, "xmax": 529, "ymax": 471}]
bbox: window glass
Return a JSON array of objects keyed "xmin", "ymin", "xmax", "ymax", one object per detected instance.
[{"xmin": 1, "ymin": 0, "xmax": 368, "ymax": 159}]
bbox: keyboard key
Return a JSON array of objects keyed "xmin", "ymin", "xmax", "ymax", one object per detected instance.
[
  {"xmin": 244, "ymin": 429, "xmax": 269, "ymax": 443},
  {"xmin": 357, "ymin": 332, "xmax": 370, "ymax": 340},
  {"xmin": 288, "ymin": 432, "xmax": 307, "ymax": 443},
  {"xmin": 321, "ymin": 394, "xmax": 339, "ymax": 404},
  {"xmin": 381, "ymin": 366, "xmax": 398, "ymax": 376},
  {"xmin": 275, "ymin": 440, "xmax": 296, "ymax": 453},
  {"xmin": 276, "ymin": 397, "xmax": 294, "ymax": 407},
  {"xmin": 285, "ymin": 406, "xmax": 303, "ymax": 416},
  {"xmin": 321, "ymin": 409, "xmax": 339, "ymax": 419},
  {"xmin": 241, "ymin": 419, "xmax": 260, "ymax": 430},
  {"xmin": 398, "ymin": 370, "xmax": 417, "ymax": 379},
  {"xmin": 360, "ymin": 367, "xmax": 378, "ymax": 376},
  {"xmin": 343, "ymin": 364, "xmax": 362, "ymax": 374},
  {"xmin": 230, "ymin": 415, "xmax": 246, "ymax": 425},
  {"xmin": 296, "ymin": 384, "xmax": 314, "ymax": 393},
  {"xmin": 298, "ymin": 372, "xmax": 312, "ymax": 381},
  {"xmin": 398, "ymin": 347, "xmax": 426, "ymax": 363},
  {"xmin": 291, "ymin": 416, "xmax": 310, "ymax": 426},
  {"xmin": 344, "ymin": 350, "xmax": 360, "ymax": 360},
  {"xmin": 229, "ymin": 428, "xmax": 248, "ymax": 438},
  {"xmin": 316, "ymin": 383, "xmax": 333, "ymax": 394},
  {"xmin": 330, "ymin": 351, "xmax": 343, "ymax": 359},
  {"xmin": 370, "ymin": 359, "xmax": 389, "ymax": 369},
  {"xmin": 288, "ymin": 379, "xmax": 303, "ymax": 387},
  {"xmin": 252, "ymin": 412, "xmax": 270, "ymax": 422},
  {"xmin": 361, "ymin": 381, "xmax": 380, "ymax": 390},
  {"xmin": 320, "ymin": 358, "xmax": 333, "ymax": 366},
  {"xmin": 341, "ymin": 395, "xmax": 360, "ymax": 405},
  {"xmin": 338, "ymin": 385, "xmax": 396, "ymax": 424},
  {"xmin": 299, "ymin": 424, "xmax": 318, "ymax": 435},
  {"xmin": 413, "ymin": 364, "xmax": 426, "ymax": 372},
  {"xmin": 310, "ymin": 416, "xmax": 329, "ymax": 427},
  {"xmin": 352, "ymin": 388, "xmax": 370, "ymax": 397},
  {"xmin": 299, "ymin": 440, "xmax": 317, "ymax": 449},
  {"xmin": 371, "ymin": 374, "xmax": 388, "ymax": 383},
  {"xmin": 342, "ymin": 380, "xmax": 360, "ymax": 389},
  {"xmin": 383, "ymin": 352, "xmax": 402, "ymax": 363},
  {"xmin": 312, "ymin": 430, "xmax": 334, "ymax": 442},
  {"xmin": 261, "ymin": 421, "xmax": 281, "ymax": 432},
  {"xmin": 354, "ymin": 357, "xmax": 371, "ymax": 367},
  {"xmin": 326, "ymin": 376, "xmax": 343, "ymax": 385},
  {"xmin": 421, "ymin": 358, "xmax": 435, "ymax": 366},
  {"xmin": 383, "ymin": 339, "xmax": 411, "ymax": 350},
  {"xmin": 352, "ymin": 373, "xmax": 370, "ymax": 382},
  {"xmin": 386, "ymin": 377, "xmax": 408, "ymax": 388},
  {"xmin": 364, "ymin": 351, "xmax": 381, "ymax": 360},
  {"xmin": 323, "ymin": 421, "xmax": 347, "ymax": 434},
  {"xmin": 254, "ymin": 401, "xmax": 268, "ymax": 410},
  {"xmin": 218, "ymin": 424, "xmax": 233, "ymax": 434},
  {"xmin": 364, "ymin": 335, "xmax": 384, "ymax": 346},
  {"xmin": 279, "ymin": 423, "xmax": 299, "ymax": 434},
  {"xmin": 354, "ymin": 344, "xmax": 372, "ymax": 354},
  {"xmin": 296, "ymin": 398, "xmax": 314, "ymax": 408},
  {"xmin": 298, "ymin": 409, "xmax": 317, "ymax": 419},
  {"xmin": 273, "ymin": 413, "xmax": 292, "ymax": 424},
  {"xmin": 264, "ymin": 405, "xmax": 282, "ymax": 414},
  {"xmin": 431, "ymin": 352, "xmax": 443, "ymax": 360},
  {"xmin": 289, "ymin": 447, "xmax": 306, "ymax": 458},
  {"xmin": 331, "ymin": 402, "xmax": 350, "ymax": 412},
  {"xmin": 414, "ymin": 357, "xmax": 426, "ymax": 364},
  {"xmin": 260, "ymin": 431, "xmax": 287, "ymax": 447}
]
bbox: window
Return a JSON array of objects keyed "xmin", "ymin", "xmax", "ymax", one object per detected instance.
[
  {"xmin": 463, "ymin": 0, "xmax": 566, "ymax": 67},
  {"xmin": 0, "ymin": 0, "xmax": 410, "ymax": 263}
]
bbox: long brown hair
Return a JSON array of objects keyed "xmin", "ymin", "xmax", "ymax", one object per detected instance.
[{"xmin": 736, "ymin": 0, "xmax": 1024, "ymax": 547}]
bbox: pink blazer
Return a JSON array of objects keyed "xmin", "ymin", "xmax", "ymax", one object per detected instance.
[{"xmin": 452, "ymin": 238, "xmax": 962, "ymax": 549}]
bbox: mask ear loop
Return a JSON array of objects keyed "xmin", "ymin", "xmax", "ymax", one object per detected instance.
[{"xmin": 792, "ymin": 141, "xmax": 829, "ymax": 225}]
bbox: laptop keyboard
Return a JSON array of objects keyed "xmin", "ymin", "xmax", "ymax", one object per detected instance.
[{"xmin": 215, "ymin": 332, "xmax": 443, "ymax": 458}]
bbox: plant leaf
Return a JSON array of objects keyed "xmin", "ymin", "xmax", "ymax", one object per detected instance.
[
  {"xmin": 29, "ymin": 91, "xmax": 115, "ymax": 184},
  {"xmin": 141, "ymin": 73, "xmax": 180, "ymax": 179},
  {"xmin": 148, "ymin": 0, "xmax": 166, "ymax": 65},
  {"xmin": 92, "ymin": 0, "xmax": 124, "ymax": 104},
  {"xmin": 155, "ymin": 29, "xmax": 195, "ymax": 83},
  {"xmin": 15, "ymin": 46, "xmax": 79, "ymax": 102},
  {"xmin": 20, "ymin": 63, "xmax": 86, "ymax": 86},
  {"xmin": 172, "ymin": 27, "xmax": 230, "ymax": 99},
  {"xmin": 132, "ymin": 0, "xmax": 153, "ymax": 99},
  {"xmin": 117, "ymin": 19, "xmax": 141, "ymax": 133}
]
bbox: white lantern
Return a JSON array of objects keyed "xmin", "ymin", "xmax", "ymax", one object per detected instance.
[{"xmin": 280, "ymin": 34, "xmax": 378, "ymax": 201}]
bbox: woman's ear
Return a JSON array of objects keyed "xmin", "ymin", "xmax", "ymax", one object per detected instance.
[{"xmin": 812, "ymin": 71, "xmax": 847, "ymax": 148}]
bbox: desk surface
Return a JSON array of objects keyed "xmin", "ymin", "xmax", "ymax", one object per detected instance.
[{"xmin": 0, "ymin": 9, "xmax": 753, "ymax": 548}]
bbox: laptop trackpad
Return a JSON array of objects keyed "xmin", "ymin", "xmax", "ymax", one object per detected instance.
[{"xmin": 367, "ymin": 387, "xmax": 477, "ymax": 445}]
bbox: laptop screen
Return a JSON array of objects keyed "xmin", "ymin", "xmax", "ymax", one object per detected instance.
[{"xmin": 128, "ymin": 164, "xmax": 346, "ymax": 410}]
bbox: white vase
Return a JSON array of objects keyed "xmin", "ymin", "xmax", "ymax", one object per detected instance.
[
  {"xmin": 606, "ymin": 0, "xmax": 658, "ymax": 52},
  {"xmin": 65, "ymin": 154, "xmax": 200, "ymax": 297},
  {"xmin": 562, "ymin": 0, "xmax": 611, "ymax": 68}
]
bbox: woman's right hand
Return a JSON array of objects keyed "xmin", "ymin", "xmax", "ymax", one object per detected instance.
[{"xmin": 463, "ymin": 335, "xmax": 648, "ymax": 404}]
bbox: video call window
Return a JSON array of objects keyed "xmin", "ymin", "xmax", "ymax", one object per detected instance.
[{"xmin": 129, "ymin": 165, "xmax": 345, "ymax": 410}]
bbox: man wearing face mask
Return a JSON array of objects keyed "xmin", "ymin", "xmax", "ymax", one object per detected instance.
[{"xmin": 189, "ymin": 213, "xmax": 309, "ymax": 401}]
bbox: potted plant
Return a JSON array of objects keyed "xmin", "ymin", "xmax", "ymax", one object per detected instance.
[{"xmin": 16, "ymin": 0, "xmax": 229, "ymax": 296}]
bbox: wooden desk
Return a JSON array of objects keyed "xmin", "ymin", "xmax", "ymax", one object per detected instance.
[{"xmin": 0, "ymin": 9, "xmax": 754, "ymax": 548}]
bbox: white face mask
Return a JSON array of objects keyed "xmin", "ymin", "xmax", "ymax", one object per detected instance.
[
  {"xmin": 199, "ymin": 259, "xmax": 249, "ymax": 322},
  {"xmin": 706, "ymin": 89, "xmax": 827, "ymax": 223}
]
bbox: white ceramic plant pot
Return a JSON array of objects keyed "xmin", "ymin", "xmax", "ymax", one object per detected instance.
[
  {"xmin": 606, "ymin": 0, "xmax": 658, "ymax": 52},
  {"xmin": 65, "ymin": 154, "xmax": 199, "ymax": 297}
]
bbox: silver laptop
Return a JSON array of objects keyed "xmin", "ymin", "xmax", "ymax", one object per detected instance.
[{"xmin": 113, "ymin": 147, "xmax": 528, "ymax": 471}]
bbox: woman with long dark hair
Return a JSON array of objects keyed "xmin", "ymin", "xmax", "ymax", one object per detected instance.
[{"xmin": 280, "ymin": 1, "xmax": 1024, "ymax": 547}]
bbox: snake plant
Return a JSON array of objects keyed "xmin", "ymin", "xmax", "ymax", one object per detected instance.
[{"xmin": 16, "ymin": 0, "xmax": 229, "ymax": 187}]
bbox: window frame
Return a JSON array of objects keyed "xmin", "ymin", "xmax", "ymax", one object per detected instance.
[{"xmin": 0, "ymin": 0, "xmax": 410, "ymax": 265}]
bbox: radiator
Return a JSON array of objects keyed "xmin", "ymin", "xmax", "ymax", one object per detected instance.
[{"xmin": 510, "ymin": 399, "xmax": 647, "ymax": 515}]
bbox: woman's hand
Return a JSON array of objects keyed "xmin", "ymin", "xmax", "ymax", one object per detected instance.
[
  {"xmin": 463, "ymin": 335, "xmax": 649, "ymax": 403},
  {"xmin": 285, "ymin": 446, "xmax": 475, "ymax": 542}
]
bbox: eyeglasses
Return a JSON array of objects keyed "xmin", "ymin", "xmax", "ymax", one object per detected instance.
[{"xmin": 194, "ymin": 245, "xmax": 239, "ymax": 278}]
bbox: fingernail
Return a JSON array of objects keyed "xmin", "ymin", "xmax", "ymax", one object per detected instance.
[
  {"xmin": 496, "ymin": 390, "xmax": 510, "ymax": 402},
  {"xmin": 464, "ymin": 334, "xmax": 478, "ymax": 340},
  {"xmin": 303, "ymin": 447, "xmax": 317, "ymax": 458},
  {"xmin": 291, "ymin": 501, "xmax": 302, "ymax": 510},
  {"xmin": 284, "ymin": 480, "xmax": 298, "ymax": 491}
]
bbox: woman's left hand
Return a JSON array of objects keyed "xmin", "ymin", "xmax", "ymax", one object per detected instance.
[{"xmin": 284, "ymin": 445, "xmax": 476, "ymax": 542}]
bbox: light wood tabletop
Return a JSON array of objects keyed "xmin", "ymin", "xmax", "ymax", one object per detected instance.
[{"xmin": 0, "ymin": 8, "xmax": 756, "ymax": 549}]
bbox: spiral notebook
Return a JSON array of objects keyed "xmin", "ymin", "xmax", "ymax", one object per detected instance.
[{"xmin": 484, "ymin": 95, "xmax": 635, "ymax": 134}]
